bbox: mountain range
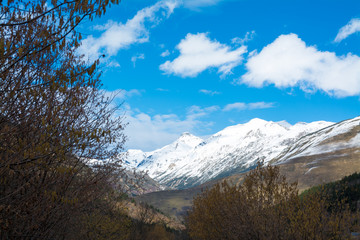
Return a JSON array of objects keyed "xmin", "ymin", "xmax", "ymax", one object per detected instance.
[{"xmin": 125, "ymin": 116, "xmax": 360, "ymax": 190}]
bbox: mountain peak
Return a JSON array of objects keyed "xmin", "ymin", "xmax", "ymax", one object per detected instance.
[
  {"xmin": 247, "ymin": 118, "xmax": 267, "ymax": 124},
  {"xmin": 176, "ymin": 132, "xmax": 203, "ymax": 147},
  {"xmin": 180, "ymin": 132, "xmax": 192, "ymax": 138}
]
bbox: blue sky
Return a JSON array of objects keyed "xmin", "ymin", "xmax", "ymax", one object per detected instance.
[{"xmin": 78, "ymin": 0, "xmax": 360, "ymax": 151}]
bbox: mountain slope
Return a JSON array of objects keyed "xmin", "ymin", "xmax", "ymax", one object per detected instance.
[
  {"xmin": 130, "ymin": 132, "xmax": 203, "ymax": 178},
  {"xmin": 136, "ymin": 116, "xmax": 360, "ymax": 220},
  {"xmin": 126, "ymin": 118, "xmax": 336, "ymax": 189},
  {"xmin": 275, "ymin": 116, "xmax": 360, "ymax": 163}
]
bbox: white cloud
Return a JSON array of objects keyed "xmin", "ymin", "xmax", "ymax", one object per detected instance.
[
  {"xmin": 232, "ymin": 30, "xmax": 256, "ymax": 45},
  {"xmin": 182, "ymin": 0, "xmax": 224, "ymax": 9},
  {"xmin": 125, "ymin": 112, "xmax": 196, "ymax": 151},
  {"xmin": 160, "ymin": 33, "xmax": 247, "ymax": 77},
  {"xmin": 241, "ymin": 34, "xmax": 360, "ymax": 97},
  {"xmin": 131, "ymin": 53, "xmax": 145, "ymax": 67},
  {"xmin": 335, "ymin": 18, "xmax": 360, "ymax": 42},
  {"xmin": 186, "ymin": 105, "xmax": 220, "ymax": 119},
  {"xmin": 223, "ymin": 102, "xmax": 246, "ymax": 111},
  {"xmin": 123, "ymin": 100, "xmax": 273, "ymax": 150},
  {"xmin": 199, "ymin": 89, "xmax": 221, "ymax": 95},
  {"xmin": 106, "ymin": 61, "xmax": 120, "ymax": 68},
  {"xmin": 160, "ymin": 49, "xmax": 170, "ymax": 57},
  {"xmin": 120, "ymin": 89, "xmax": 142, "ymax": 99},
  {"xmin": 78, "ymin": 0, "xmax": 179, "ymax": 62},
  {"xmin": 124, "ymin": 105, "xmax": 218, "ymax": 151},
  {"xmin": 223, "ymin": 102, "xmax": 275, "ymax": 111},
  {"xmin": 247, "ymin": 102, "xmax": 275, "ymax": 109}
]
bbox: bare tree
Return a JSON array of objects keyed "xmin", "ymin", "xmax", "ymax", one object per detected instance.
[
  {"xmin": 0, "ymin": 0, "xmax": 129, "ymax": 239},
  {"xmin": 187, "ymin": 162, "xmax": 358, "ymax": 240}
]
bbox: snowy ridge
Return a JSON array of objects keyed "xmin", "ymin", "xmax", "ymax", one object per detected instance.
[
  {"xmin": 125, "ymin": 117, "xmax": 351, "ymax": 189},
  {"xmin": 133, "ymin": 132, "xmax": 203, "ymax": 178},
  {"xmin": 277, "ymin": 116, "xmax": 360, "ymax": 162}
]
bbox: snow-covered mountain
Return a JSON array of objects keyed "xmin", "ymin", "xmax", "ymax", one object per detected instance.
[
  {"xmin": 125, "ymin": 117, "xmax": 360, "ymax": 190},
  {"xmin": 275, "ymin": 116, "xmax": 360, "ymax": 163}
]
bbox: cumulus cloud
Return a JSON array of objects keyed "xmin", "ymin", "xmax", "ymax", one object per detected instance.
[
  {"xmin": 241, "ymin": 34, "xmax": 360, "ymax": 97},
  {"xmin": 124, "ymin": 105, "xmax": 218, "ymax": 151},
  {"xmin": 160, "ymin": 33, "xmax": 247, "ymax": 77},
  {"xmin": 335, "ymin": 18, "xmax": 360, "ymax": 42},
  {"xmin": 78, "ymin": 0, "xmax": 178, "ymax": 62},
  {"xmin": 223, "ymin": 102, "xmax": 274, "ymax": 111},
  {"xmin": 199, "ymin": 89, "xmax": 221, "ymax": 95}
]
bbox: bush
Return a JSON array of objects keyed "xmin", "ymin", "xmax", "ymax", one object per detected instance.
[{"xmin": 187, "ymin": 162, "xmax": 359, "ymax": 240}]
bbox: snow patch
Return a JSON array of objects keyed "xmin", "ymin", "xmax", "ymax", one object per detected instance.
[{"xmin": 305, "ymin": 167, "xmax": 318, "ymax": 175}]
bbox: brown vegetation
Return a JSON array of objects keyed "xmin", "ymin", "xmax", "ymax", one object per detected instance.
[
  {"xmin": 0, "ymin": 0, "xmax": 130, "ymax": 238},
  {"xmin": 187, "ymin": 163, "xmax": 360, "ymax": 240},
  {"xmin": 0, "ymin": 1, "xmax": 191, "ymax": 239}
]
